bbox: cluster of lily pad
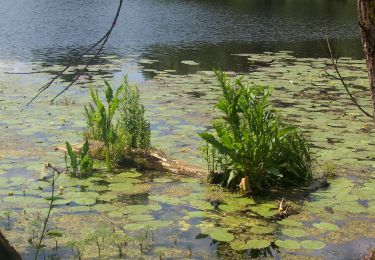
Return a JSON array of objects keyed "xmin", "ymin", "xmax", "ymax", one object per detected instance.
[{"xmin": 1, "ymin": 52, "xmax": 375, "ymax": 259}]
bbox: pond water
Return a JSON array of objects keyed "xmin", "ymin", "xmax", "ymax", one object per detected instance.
[
  {"xmin": 1, "ymin": 0, "xmax": 375, "ymax": 259},
  {"xmin": 0, "ymin": 0, "xmax": 362, "ymax": 76}
]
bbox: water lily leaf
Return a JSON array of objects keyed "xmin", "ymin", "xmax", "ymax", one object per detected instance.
[
  {"xmin": 123, "ymin": 223, "xmax": 145, "ymax": 231},
  {"xmin": 281, "ymin": 228, "xmax": 306, "ymax": 238},
  {"xmin": 52, "ymin": 198, "xmax": 72, "ymax": 205},
  {"xmin": 332, "ymin": 202, "xmax": 366, "ymax": 213},
  {"xmin": 149, "ymin": 195, "xmax": 182, "ymax": 205},
  {"xmin": 231, "ymin": 239, "xmax": 271, "ymax": 250},
  {"xmin": 277, "ymin": 219, "xmax": 303, "ymax": 227},
  {"xmin": 72, "ymin": 197, "xmax": 96, "ymax": 205},
  {"xmin": 108, "ymin": 182, "xmax": 141, "ymax": 192},
  {"xmin": 312, "ymin": 222, "xmax": 339, "ymax": 231},
  {"xmin": 123, "ymin": 204, "xmax": 162, "ymax": 214},
  {"xmin": 275, "ymin": 239, "xmax": 301, "ymax": 250},
  {"xmin": 186, "ymin": 211, "xmax": 205, "ymax": 218},
  {"xmin": 143, "ymin": 220, "xmax": 171, "ymax": 230},
  {"xmin": 250, "ymin": 226, "xmax": 274, "ymax": 234},
  {"xmin": 301, "ymin": 240, "xmax": 326, "ymax": 250},
  {"xmin": 92, "ymin": 203, "xmax": 119, "ymax": 212},
  {"xmin": 97, "ymin": 192, "xmax": 118, "ymax": 202},
  {"xmin": 190, "ymin": 200, "xmax": 213, "ymax": 210},
  {"xmin": 128, "ymin": 214, "xmax": 154, "ymax": 221},
  {"xmin": 108, "ymin": 210, "xmax": 124, "ymax": 218},
  {"xmin": 181, "ymin": 60, "xmax": 199, "ymax": 66},
  {"xmin": 56, "ymin": 205, "xmax": 91, "ymax": 213},
  {"xmin": 3, "ymin": 196, "xmax": 47, "ymax": 207},
  {"xmin": 201, "ymin": 227, "xmax": 234, "ymax": 242},
  {"xmin": 139, "ymin": 59, "xmax": 158, "ymax": 64},
  {"xmin": 250, "ymin": 204, "xmax": 277, "ymax": 217}
]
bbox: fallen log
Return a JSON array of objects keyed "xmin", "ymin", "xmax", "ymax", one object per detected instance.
[{"xmin": 54, "ymin": 140, "xmax": 207, "ymax": 178}]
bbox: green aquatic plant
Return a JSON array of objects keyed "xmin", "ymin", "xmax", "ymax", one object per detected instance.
[
  {"xmin": 83, "ymin": 79, "xmax": 151, "ymax": 171},
  {"xmin": 199, "ymin": 71, "xmax": 312, "ymax": 191},
  {"xmin": 34, "ymin": 164, "xmax": 61, "ymax": 260},
  {"xmin": 119, "ymin": 81, "xmax": 151, "ymax": 150},
  {"xmin": 110, "ymin": 228, "xmax": 129, "ymax": 258},
  {"xmin": 65, "ymin": 140, "xmax": 93, "ymax": 178},
  {"xmin": 66, "ymin": 240, "xmax": 86, "ymax": 260},
  {"xmin": 85, "ymin": 82, "xmax": 124, "ymax": 171}
]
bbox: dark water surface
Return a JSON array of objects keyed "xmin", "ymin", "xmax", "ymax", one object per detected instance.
[{"xmin": 0, "ymin": 0, "xmax": 361, "ymax": 74}]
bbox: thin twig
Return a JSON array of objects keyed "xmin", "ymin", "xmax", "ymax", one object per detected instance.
[
  {"xmin": 325, "ymin": 31, "xmax": 373, "ymax": 118},
  {"xmin": 34, "ymin": 169, "xmax": 57, "ymax": 260},
  {"xmin": 27, "ymin": 0, "xmax": 124, "ymax": 106}
]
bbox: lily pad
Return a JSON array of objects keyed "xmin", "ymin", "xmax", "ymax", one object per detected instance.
[
  {"xmin": 128, "ymin": 214, "xmax": 154, "ymax": 221},
  {"xmin": 312, "ymin": 222, "xmax": 339, "ymax": 231},
  {"xmin": 181, "ymin": 60, "xmax": 199, "ymax": 66},
  {"xmin": 301, "ymin": 240, "xmax": 326, "ymax": 250},
  {"xmin": 143, "ymin": 220, "xmax": 171, "ymax": 230},
  {"xmin": 281, "ymin": 228, "xmax": 306, "ymax": 238},
  {"xmin": 123, "ymin": 223, "xmax": 145, "ymax": 231},
  {"xmin": 250, "ymin": 226, "xmax": 274, "ymax": 235},
  {"xmin": 278, "ymin": 219, "xmax": 303, "ymax": 227},
  {"xmin": 275, "ymin": 239, "xmax": 301, "ymax": 250},
  {"xmin": 186, "ymin": 211, "xmax": 205, "ymax": 218},
  {"xmin": 201, "ymin": 227, "xmax": 234, "ymax": 242},
  {"xmin": 231, "ymin": 239, "xmax": 271, "ymax": 250}
]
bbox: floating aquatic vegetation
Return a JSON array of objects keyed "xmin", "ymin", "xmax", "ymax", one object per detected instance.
[
  {"xmin": 281, "ymin": 228, "xmax": 306, "ymax": 238},
  {"xmin": 123, "ymin": 223, "xmax": 145, "ymax": 231},
  {"xmin": 301, "ymin": 240, "xmax": 326, "ymax": 250},
  {"xmin": 231, "ymin": 239, "xmax": 271, "ymax": 250},
  {"xmin": 0, "ymin": 53, "xmax": 375, "ymax": 259},
  {"xmin": 181, "ymin": 60, "xmax": 199, "ymax": 66},
  {"xmin": 278, "ymin": 219, "xmax": 303, "ymax": 227},
  {"xmin": 249, "ymin": 203, "xmax": 277, "ymax": 218},
  {"xmin": 250, "ymin": 226, "xmax": 275, "ymax": 235},
  {"xmin": 275, "ymin": 239, "xmax": 301, "ymax": 250},
  {"xmin": 312, "ymin": 222, "xmax": 339, "ymax": 231},
  {"xmin": 200, "ymin": 226, "xmax": 234, "ymax": 242}
]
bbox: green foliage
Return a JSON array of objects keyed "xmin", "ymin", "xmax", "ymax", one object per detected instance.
[
  {"xmin": 119, "ymin": 82, "xmax": 151, "ymax": 150},
  {"xmin": 65, "ymin": 140, "xmax": 93, "ymax": 178},
  {"xmin": 323, "ymin": 161, "xmax": 336, "ymax": 179},
  {"xmin": 87, "ymin": 82, "xmax": 124, "ymax": 171},
  {"xmin": 199, "ymin": 71, "xmax": 312, "ymax": 191},
  {"xmin": 83, "ymin": 79, "xmax": 151, "ymax": 171}
]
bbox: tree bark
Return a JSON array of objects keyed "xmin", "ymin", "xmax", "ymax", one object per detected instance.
[
  {"xmin": 358, "ymin": 0, "xmax": 375, "ymax": 118},
  {"xmin": 0, "ymin": 230, "xmax": 21, "ymax": 260}
]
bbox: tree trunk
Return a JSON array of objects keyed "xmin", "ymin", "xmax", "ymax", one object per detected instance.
[
  {"xmin": 358, "ymin": 0, "xmax": 375, "ymax": 118},
  {"xmin": 0, "ymin": 230, "xmax": 21, "ymax": 260}
]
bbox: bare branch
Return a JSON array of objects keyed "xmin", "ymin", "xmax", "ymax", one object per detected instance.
[
  {"xmin": 325, "ymin": 30, "xmax": 373, "ymax": 119},
  {"xmin": 26, "ymin": 0, "xmax": 124, "ymax": 106}
]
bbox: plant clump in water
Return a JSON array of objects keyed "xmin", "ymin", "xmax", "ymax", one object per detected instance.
[
  {"xmin": 200, "ymin": 71, "xmax": 312, "ymax": 191},
  {"xmin": 83, "ymin": 78, "xmax": 151, "ymax": 172}
]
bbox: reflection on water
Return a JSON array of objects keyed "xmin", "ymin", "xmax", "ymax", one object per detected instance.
[{"xmin": 0, "ymin": 0, "xmax": 362, "ymax": 79}]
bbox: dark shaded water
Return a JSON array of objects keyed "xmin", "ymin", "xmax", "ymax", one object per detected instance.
[{"xmin": 0, "ymin": 0, "xmax": 362, "ymax": 73}]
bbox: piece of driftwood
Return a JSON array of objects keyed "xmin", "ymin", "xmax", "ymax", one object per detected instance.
[
  {"xmin": 0, "ymin": 230, "xmax": 21, "ymax": 260},
  {"xmin": 54, "ymin": 140, "xmax": 207, "ymax": 178}
]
